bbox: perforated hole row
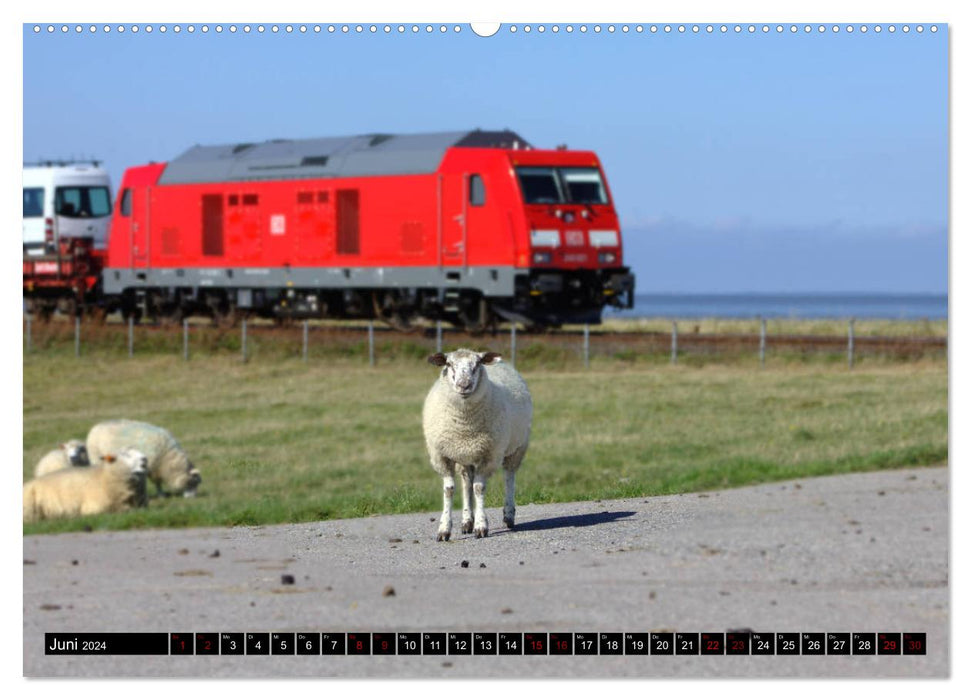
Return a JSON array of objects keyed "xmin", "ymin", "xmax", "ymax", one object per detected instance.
[{"xmin": 31, "ymin": 24, "xmax": 940, "ymax": 36}]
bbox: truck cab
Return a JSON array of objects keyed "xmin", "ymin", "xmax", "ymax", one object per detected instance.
[
  {"xmin": 23, "ymin": 161, "xmax": 112, "ymax": 317},
  {"xmin": 23, "ymin": 161, "xmax": 113, "ymax": 255}
]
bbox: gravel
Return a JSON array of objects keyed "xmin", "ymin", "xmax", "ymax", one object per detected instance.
[{"xmin": 23, "ymin": 466, "xmax": 948, "ymax": 678}]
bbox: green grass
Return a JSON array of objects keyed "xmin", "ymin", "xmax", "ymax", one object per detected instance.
[{"xmin": 22, "ymin": 354, "xmax": 947, "ymax": 534}]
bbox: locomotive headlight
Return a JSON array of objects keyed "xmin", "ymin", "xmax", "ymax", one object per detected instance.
[
  {"xmin": 533, "ymin": 251, "xmax": 553, "ymax": 264},
  {"xmin": 589, "ymin": 229, "xmax": 619, "ymax": 247},
  {"xmin": 598, "ymin": 251, "xmax": 617, "ymax": 265},
  {"xmin": 530, "ymin": 229, "xmax": 560, "ymax": 248}
]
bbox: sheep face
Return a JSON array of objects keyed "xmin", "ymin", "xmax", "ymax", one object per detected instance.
[
  {"xmin": 65, "ymin": 441, "xmax": 90, "ymax": 467},
  {"xmin": 182, "ymin": 465, "xmax": 202, "ymax": 498},
  {"xmin": 428, "ymin": 349, "xmax": 501, "ymax": 399}
]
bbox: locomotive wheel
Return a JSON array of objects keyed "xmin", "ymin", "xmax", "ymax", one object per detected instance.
[
  {"xmin": 388, "ymin": 312, "xmax": 417, "ymax": 332},
  {"xmin": 459, "ymin": 297, "xmax": 493, "ymax": 336},
  {"xmin": 372, "ymin": 292, "xmax": 418, "ymax": 333}
]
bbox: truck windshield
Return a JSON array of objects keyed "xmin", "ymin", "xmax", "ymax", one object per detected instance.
[
  {"xmin": 515, "ymin": 166, "xmax": 609, "ymax": 205},
  {"xmin": 23, "ymin": 188, "xmax": 43, "ymax": 217},
  {"xmin": 55, "ymin": 186, "xmax": 112, "ymax": 218}
]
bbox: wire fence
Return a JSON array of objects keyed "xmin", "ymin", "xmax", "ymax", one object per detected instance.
[{"xmin": 22, "ymin": 315, "xmax": 947, "ymax": 369}]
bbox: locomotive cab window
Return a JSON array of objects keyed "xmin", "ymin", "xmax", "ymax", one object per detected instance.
[
  {"xmin": 515, "ymin": 166, "xmax": 610, "ymax": 205},
  {"xmin": 119, "ymin": 188, "xmax": 132, "ymax": 216},
  {"xmin": 469, "ymin": 174, "xmax": 486, "ymax": 206},
  {"xmin": 559, "ymin": 168, "xmax": 608, "ymax": 204},
  {"xmin": 516, "ymin": 167, "xmax": 562, "ymax": 204}
]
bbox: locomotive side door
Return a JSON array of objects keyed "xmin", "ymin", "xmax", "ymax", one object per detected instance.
[
  {"xmin": 439, "ymin": 173, "xmax": 467, "ymax": 268},
  {"xmin": 129, "ymin": 186, "xmax": 151, "ymax": 268},
  {"xmin": 115, "ymin": 185, "xmax": 150, "ymax": 269}
]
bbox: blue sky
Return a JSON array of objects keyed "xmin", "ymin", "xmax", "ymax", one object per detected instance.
[{"xmin": 22, "ymin": 22, "xmax": 948, "ymax": 293}]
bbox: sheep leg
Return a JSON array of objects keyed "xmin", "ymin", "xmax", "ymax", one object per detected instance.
[
  {"xmin": 459, "ymin": 465, "xmax": 475, "ymax": 534},
  {"xmin": 438, "ymin": 473, "xmax": 455, "ymax": 541},
  {"xmin": 473, "ymin": 472, "xmax": 489, "ymax": 538},
  {"xmin": 503, "ymin": 468, "xmax": 517, "ymax": 529},
  {"xmin": 502, "ymin": 445, "xmax": 527, "ymax": 529}
]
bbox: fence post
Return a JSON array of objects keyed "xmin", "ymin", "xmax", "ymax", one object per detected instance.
[
  {"xmin": 241, "ymin": 319, "xmax": 248, "ymax": 363},
  {"xmin": 25, "ymin": 315, "xmax": 31, "ymax": 354},
  {"xmin": 436, "ymin": 319, "xmax": 442, "ymax": 354},
  {"xmin": 759, "ymin": 317, "xmax": 766, "ymax": 368},
  {"xmin": 302, "ymin": 320, "xmax": 309, "ymax": 362},
  {"xmin": 670, "ymin": 321, "xmax": 678, "ymax": 365},
  {"xmin": 583, "ymin": 323, "xmax": 590, "ymax": 368},
  {"xmin": 183, "ymin": 319, "xmax": 189, "ymax": 361},
  {"xmin": 368, "ymin": 321, "xmax": 375, "ymax": 366},
  {"xmin": 510, "ymin": 323, "xmax": 517, "ymax": 368},
  {"xmin": 848, "ymin": 318, "xmax": 855, "ymax": 369},
  {"xmin": 128, "ymin": 316, "xmax": 134, "ymax": 358},
  {"xmin": 74, "ymin": 316, "xmax": 80, "ymax": 358}
]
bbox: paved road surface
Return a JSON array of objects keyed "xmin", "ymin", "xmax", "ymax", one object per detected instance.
[{"xmin": 23, "ymin": 466, "xmax": 949, "ymax": 678}]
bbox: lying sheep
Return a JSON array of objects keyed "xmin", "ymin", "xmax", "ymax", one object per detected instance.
[
  {"xmin": 423, "ymin": 348, "xmax": 532, "ymax": 540},
  {"xmin": 33, "ymin": 439, "xmax": 90, "ymax": 478},
  {"xmin": 86, "ymin": 419, "xmax": 201, "ymax": 498},
  {"xmin": 23, "ymin": 448, "xmax": 148, "ymax": 523}
]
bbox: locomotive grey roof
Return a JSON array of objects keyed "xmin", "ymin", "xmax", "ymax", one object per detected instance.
[{"xmin": 157, "ymin": 130, "xmax": 532, "ymax": 185}]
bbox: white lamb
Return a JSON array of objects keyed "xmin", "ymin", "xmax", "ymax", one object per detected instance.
[
  {"xmin": 86, "ymin": 419, "xmax": 201, "ymax": 498},
  {"xmin": 33, "ymin": 439, "xmax": 90, "ymax": 478},
  {"xmin": 422, "ymin": 348, "xmax": 532, "ymax": 540},
  {"xmin": 23, "ymin": 448, "xmax": 148, "ymax": 523}
]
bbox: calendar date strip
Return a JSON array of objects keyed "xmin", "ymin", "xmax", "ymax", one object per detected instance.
[{"xmin": 45, "ymin": 632, "xmax": 926, "ymax": 656}]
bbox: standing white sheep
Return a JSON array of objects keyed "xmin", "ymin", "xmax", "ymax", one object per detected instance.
[
  {"xmin": 422, "ymin": 348, "xmax": 532, "ymax": 540},
  {"xmin": 86, "ymin": 419, "xmax": 201, "ymax": 498},
  {"xmin": 23, "ymin": 448, "xmax": 148, "ymax": 522},
  {"xmin": 33, "ymin": 439, "xmax": 90, "ymax": 478}
]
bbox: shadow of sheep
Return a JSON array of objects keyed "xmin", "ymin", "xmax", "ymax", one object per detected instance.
[{"xmin": 497, "ymin": 510, "xmax": 637, "ymax": 534}]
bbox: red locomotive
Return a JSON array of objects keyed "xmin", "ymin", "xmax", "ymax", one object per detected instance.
[{"xmin": 98, "ymin": 130, "xmax": 634, "ymax": 329}]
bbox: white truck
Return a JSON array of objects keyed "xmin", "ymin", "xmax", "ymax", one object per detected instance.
[
  {"xmin": 23, "ymin": 161, "xmax": 113, "ymax": 317},
  {"xmin": 23, "ymin": 161, "xmax": 112, "ymax": 255}
]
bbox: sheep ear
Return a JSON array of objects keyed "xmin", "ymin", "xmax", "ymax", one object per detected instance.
[
  {"xmin": 103, "ymin": 454, "xmax": 116, "ymax": 463},
  {"xmin": 480, "ymin": 352, "xmax": 502, "ymax": 365},
  {"xmin": 427, "ymin": 353, "xmax": 447, "ymax": 367}
]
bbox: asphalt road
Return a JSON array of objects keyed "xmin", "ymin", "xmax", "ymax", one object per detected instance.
[{"xmin": 23, "ymin": 466, "xmax": 949, "ymax": 678}]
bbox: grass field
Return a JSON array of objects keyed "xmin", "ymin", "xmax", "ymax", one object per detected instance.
[{"xmin": 22, "ymin": 350, "xmax": 948, "ymax": 535}]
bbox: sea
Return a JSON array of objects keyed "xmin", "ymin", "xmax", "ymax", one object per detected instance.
[{"xmin": 604, "ymin": 293, "xmax": 948, "ymax": 320}]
